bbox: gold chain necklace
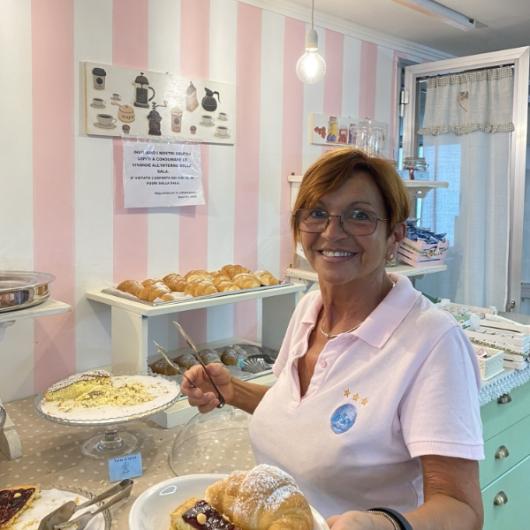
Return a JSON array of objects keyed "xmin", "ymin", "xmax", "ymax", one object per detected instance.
[
  {"xmin": 319, "ymin": 280, "xmax": 396, "ymax": 340},
  {"xmin": 319, "ymin": 321, "xmax": 361, "ymax": 340}
]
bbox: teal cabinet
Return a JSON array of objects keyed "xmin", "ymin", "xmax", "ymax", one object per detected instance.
[
  {"xmin": 482, "ymin": 456, "xmax": 530, "ymax": 530},
  {"xmin": 481, "ymin": 383, "xmax": 530, "ymax": 440},
  {"xmin": 480, "ymin": 383, "xmax": 530, "ymax": 530}
]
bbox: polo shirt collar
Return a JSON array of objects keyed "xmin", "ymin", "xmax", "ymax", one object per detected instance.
[
  {"xmin": 355, "ymin": 274, "xmax": 421, "ymax": 348},
  {"xmin": 299, "ymin": 274, "xmax": 421, "ymax": 349}
]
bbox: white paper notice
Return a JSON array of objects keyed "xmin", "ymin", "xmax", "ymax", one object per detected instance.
[{"xmin": 123, "ymin": 142, "xmax": 204, "ymax": 208}]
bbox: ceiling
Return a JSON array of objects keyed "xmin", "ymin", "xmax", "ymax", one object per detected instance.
[{"xmin": 289, "ymin": 0, "xmax": 530, "ymax": 56}]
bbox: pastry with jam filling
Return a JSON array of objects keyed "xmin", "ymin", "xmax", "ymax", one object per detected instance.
[
  {"xmin": 0, "ymin": 485, "xmax": 40, "ymax": 529},
  {"xmin": 169, "ymin": 497, "xmax": 240, "ymax": 530}
]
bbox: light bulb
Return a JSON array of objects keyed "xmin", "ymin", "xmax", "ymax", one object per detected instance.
[
  {"xmin": 296, "ymin": 28, "xmax": 326, "ymax": 84},
  {"xmin": 296, "ymin": 50, "xmax": 326, "ymax": 84}
]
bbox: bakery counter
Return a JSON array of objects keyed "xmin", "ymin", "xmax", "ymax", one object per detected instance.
[
  {"xmin": 0, "ymin": 397, "xmax": 186, "ymax": 528},
  {"xmin": 5, "ymin": 373, "xmax": 530, "ymax": 530}
]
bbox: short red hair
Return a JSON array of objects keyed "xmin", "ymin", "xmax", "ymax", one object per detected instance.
[{"xmin": 292, "ymin": 147, "xmax": 410, "ymax": 240}]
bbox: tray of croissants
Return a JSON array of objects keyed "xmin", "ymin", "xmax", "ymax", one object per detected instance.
[
  {"xmin": 129, "ymin": 464, "xmax": 329, "ymax": 530},
  {"xmin": 109, "ymin": 264, "xmax": 283, "ymax": 305}
]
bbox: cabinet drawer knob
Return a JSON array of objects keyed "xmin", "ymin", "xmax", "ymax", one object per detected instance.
[
  {"xmin": 493, "ymin": 491, "xmax": 508, "ymax": 506},
  {"xmin": 497, "ymin": 394, "xmax": 512, "ymax": 405},
  {"xmin": 495, "ymin": 445, "xmax": 510, "ymax": 460}
]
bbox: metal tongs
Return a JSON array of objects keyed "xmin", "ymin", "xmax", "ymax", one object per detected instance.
[
  {"xmin": 38, "ymin": 479, "xmax": 133, "ymax": 530},
  {"xmin": 152, "ymin": 340, "xmax": 197, "ymax": 391},
  {"xmin": 172, "ymin": 320, "xmax": 226, "ymax": 408}
]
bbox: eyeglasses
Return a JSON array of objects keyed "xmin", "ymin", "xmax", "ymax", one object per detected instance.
[{"xmin": 294, "ymin": 207, "xmax": 388, "ymax": 236}]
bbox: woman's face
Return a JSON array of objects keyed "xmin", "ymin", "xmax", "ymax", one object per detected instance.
[{"xmin": 300, "ymin": 173, "xmax": 401, "ymax": 286}]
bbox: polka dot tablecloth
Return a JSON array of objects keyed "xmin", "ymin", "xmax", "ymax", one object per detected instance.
[{"xmin": 0, "ymin": 397, "xmax": 254, "ymax": 529}]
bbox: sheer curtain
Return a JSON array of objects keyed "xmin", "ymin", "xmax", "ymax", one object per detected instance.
[{"xmin": 414, "ymin": 67, "xmax": 514, "ymax": 309}]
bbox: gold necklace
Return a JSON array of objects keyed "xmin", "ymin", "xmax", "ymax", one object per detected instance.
[
  {"xmin": 319, "ymin": 321, "xmax": 361, "ymax": 340},
  {"xmin": 319, "ymin": 279, "xmax": 396, "ymax": 340}
]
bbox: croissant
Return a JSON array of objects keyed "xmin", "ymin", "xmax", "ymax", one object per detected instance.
[
  {"xmin": 205, "ymin": 464, "xmax": 313, "ymax": 530},
  {"xmin": 217, "ymin": 280, "xmax": 240, "ymax": 292},
  {"xmin": 221, "ymin": 264, "xmax": 250, "ymax": 279},
  {"xmin": 117, "ymin": 279, "xmax": 143, "ymax": 296},
  {"xmin": 160, "ymin": 292, "xmax": 186, "ymax": 302},
  {"xmin": 212, "ymin": 273, "xmax": 231, "ymax": 287},
  {"xmin": 196, "ymin": 282, "xmax": 218, "ymax": 296},
  {"xmin": 137, "ymin": 287, "xmax": 152, "ymax": 301},
  {"xmin": 142, "ymin": 278, "xmax": 159, "ymax": 287},
  {"xmin": 146, "ymin": 285, "xmax": 170, "ymax": 302},
  {"xmin": 187, "ymin": 273, "xmax": 213, "ymax": 284},
  {"xmin": 184, "ymin": 280, "xmax": 218, "ymax": 297},
  {"xmin": 232, "ymin": 273, "xmax": 261, "ymax": 289},
  {"xmin": 254, "ymin": 270, "xmax": 280, "ymax": 286},
  {"xmin": 184, "ymin": 269, "xmax": 211, "ymax": 281},
  {"xmin": 164, "ymin": 274, "xmax": 187, "ymax": 292}
]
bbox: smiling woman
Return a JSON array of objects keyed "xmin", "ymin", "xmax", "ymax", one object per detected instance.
[
  {"xmin": 291, "ymin": 148, "xmax": 408, "ymax": 298},
  {"xmin": 180, "ymin": 148, "xmax": 484, "ymax": 530}
]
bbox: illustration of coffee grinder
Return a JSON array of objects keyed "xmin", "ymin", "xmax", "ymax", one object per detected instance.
[
  {"xmin": 147, "ymin": 100, "xmax": 168, "ymax": 136},
  {"xmin": 92, "ymin": 67, "xmax": 107, "ymax": 90},
  {"xmin": 133, "ymin": 72, "xmax": 156, "ymax": 108}
]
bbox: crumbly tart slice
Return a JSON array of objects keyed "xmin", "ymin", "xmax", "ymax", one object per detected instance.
[
  {"xmin": 43, "ymin": 370, "xmax": 111, "ymax": 402},
  {"xmin": 0, "ymin": 484, "xmax": 40, "ymax": 529}
]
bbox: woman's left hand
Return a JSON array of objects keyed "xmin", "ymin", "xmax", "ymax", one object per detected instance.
[{"xmin": 327, "ymin": 511, "xmax": 396, "ymax": 530}]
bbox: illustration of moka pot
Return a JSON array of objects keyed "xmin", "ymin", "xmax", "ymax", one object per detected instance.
[
  {"xmin": 133, "ymin": 72, "xmax": 156, "ymax": 108},
  {"xmin": 201, "ymin": 87, "xmax": 220, "ymax": 112}
]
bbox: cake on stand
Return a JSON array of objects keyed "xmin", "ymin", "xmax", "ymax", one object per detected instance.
[{"xmin": 35, "ymin": 374, "xmax": 181, "ymax": 458}]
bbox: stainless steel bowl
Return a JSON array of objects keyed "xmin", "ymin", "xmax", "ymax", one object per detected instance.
[{"xmin": 0, "ymin": 271, "xmax": 55, "ymax": 313}]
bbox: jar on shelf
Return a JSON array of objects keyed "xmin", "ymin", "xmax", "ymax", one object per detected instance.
[
  {"xmin": 326, "ymin": 116, "xmax": 338, "ymax": 143},
  {"xmin": 402, "ymin": 157, "xmax": 429, "ymax": 180}
]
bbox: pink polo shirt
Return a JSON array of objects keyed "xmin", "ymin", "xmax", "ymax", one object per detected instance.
[{"xmin": 249, "ymin": 274, "xmax": 484, "ymax": 518}]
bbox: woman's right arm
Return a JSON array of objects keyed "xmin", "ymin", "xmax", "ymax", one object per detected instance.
[
  {"xmin": 229, "ymin": 377, "xmax": 269, "ymax": 414},
  {"xmin": 181, "ymin": 362, "xmax": 269, "ymax": 414}
]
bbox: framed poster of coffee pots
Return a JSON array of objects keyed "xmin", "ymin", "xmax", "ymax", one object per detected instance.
[{"xmin": 83, "ymin": 62, "xmax": 235, "ymax": 144}]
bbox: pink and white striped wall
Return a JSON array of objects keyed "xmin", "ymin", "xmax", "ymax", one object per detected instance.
[{"xmin": 1, "ymin": 0, "xmax": 439, "ymax": 401}]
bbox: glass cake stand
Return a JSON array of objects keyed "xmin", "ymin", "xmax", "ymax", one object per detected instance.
[
  {"xmin": 170, "ymin": 406, "xmax": 256, "ymax": 476},
  {"xmin": 35, "ymin": 388, "xmax": 181, "ymax": 459}
]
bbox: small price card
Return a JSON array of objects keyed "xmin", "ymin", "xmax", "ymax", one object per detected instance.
[{"xmin": 108, "ymin": 453, "xmax": 143, "ymax": 482}]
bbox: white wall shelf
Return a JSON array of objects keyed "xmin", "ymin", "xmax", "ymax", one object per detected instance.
[
  {"xmin": 86, "ymin": 284, "xmax": 303, "ymax": 317},
  {"xmin": 0, "ymin": 299, "xmax": 71, "ymax": 461},
  {"xmin": 288, "ymin": 174, "xmax": 447, "ymax": 189},
  {"xmin": 286, "ymin": 263, "xmax": 447, "ymax": 285},
  {"xmin": 0, "ymin": 299, "xmax": 70, "ymax": 324}
]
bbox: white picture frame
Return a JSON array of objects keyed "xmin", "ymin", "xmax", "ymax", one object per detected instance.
[{"xmin": 84, "ymin": 62, "xmax": 235, "ymax": 144}]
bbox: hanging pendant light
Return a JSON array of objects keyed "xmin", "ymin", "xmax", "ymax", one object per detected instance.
[{"xmin": 296, "ymin": 0, "xmax": 326, "ymax": 84}]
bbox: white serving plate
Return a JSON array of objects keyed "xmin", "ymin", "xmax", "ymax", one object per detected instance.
[
  {"xmin": 129, "ymin": 474, "xmax": 329, "ymax": 530},
  {"xmin": 36, "ymin": 375, "xmax": 180, "ymax": 425},
  {"xmin": 13, "ymin": 487, "xmax": 109, "ymax": 530}
]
